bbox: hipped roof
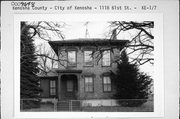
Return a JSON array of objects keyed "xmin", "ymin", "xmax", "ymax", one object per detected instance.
[{"xmin": 49, "ymin": 38, "xmax": 129, "ymax": 55}]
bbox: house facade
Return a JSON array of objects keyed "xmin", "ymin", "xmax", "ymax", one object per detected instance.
[{"xmin": 40, "ymin": 39, "xmax": 128, "ymax": 101}]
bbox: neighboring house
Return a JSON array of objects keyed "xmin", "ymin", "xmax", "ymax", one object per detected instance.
[{"xmin": 40, "ymin": 38, "xmax": 128, "ymax": 103}]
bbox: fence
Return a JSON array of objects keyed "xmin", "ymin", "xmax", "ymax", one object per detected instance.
[{"xmin": 20, "ymin": 98, "xmax": 153, "ymax": 112}]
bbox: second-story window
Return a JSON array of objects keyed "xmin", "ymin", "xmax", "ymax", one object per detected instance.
[
  {"xmin": 67, "ymin": 51, "xmax": 76, "ymax": 66},
  {"xmin": 84, "ymin": 50, "xmax": 93, "ymax": 66},
  {"xmin": 102, "ymin": 50, "xmax": 111, "ymax": 66}
]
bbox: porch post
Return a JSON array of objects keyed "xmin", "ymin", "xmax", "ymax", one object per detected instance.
[
  {"xmin": 58, "ymin": 74, "xmax": 61, "ymax": 100},
  {"xmin": 77, "ymin": 74, "xmax": 81, "ymax": 99}
]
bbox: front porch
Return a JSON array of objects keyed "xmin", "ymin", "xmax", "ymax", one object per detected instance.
[
  {"xmin": 57, "ymin": 69, "xmax": 82, "ymax": 101},
  {"xmin": 39, "ymin": 69, "xmax": 82, "ymax": 101}
]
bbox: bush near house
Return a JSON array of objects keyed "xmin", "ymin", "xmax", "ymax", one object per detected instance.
[{"xmin": 111, "ymin": 51, "xmax": 152, "ymax": 107}]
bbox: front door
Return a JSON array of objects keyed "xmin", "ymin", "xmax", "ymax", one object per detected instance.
[{"xmin": 61, "ymin": 75, "xmax": 78, "ymax": 100}]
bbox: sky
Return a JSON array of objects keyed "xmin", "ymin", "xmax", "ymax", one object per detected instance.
[
  {"xmin": 64, "ymin": 22, "xmax": 109, "ymax": 39},
  {"xmin": 34, "ymin": 21, "xmax": 132, "ymax": 44}
]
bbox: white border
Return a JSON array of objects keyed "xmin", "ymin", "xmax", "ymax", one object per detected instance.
[{"xmin": 14, "ymin": 13, "xmax": 163, "ymax": 118}]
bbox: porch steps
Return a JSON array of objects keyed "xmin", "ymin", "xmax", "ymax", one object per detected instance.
[{"xmin": 57, "ymin": 100, "xmax": 81, "ymax": 111}]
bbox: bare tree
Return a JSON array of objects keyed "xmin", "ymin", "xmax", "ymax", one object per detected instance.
[
  {"xmin": 36, "ymin": 44, "xmax": 58, "ymax": 74},
  {"xmin": 109, "ymin": 21, "xmax": 154, "ymax": 65},
  {"xmin": 27, "ymin": 21, "xmax": 66, "ymax": 41},
  {"xmin": 21, "ymin": 21, "xmax": 66, "ymax": 73},
  {"xmin": 21, "ymin": 21, "xmax": 154, "ymax": 72},
  {"xmin": 76, "ymin": 21, "xmax": 154, "ymax": 66}
]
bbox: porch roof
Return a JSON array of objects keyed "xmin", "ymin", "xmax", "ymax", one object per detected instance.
[{"xmin": 38, "ymin": 69, "xmax": 58, "ymax": 77}]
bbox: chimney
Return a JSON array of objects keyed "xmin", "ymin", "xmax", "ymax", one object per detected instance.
[{"xmin": 112, "ymin": 29, "xmax": 117, "ymax": 40}]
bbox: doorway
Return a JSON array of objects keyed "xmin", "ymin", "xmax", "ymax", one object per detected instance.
[{"xmin": 61, "ymin": 75, "xmax": 78, "ymax": 100}]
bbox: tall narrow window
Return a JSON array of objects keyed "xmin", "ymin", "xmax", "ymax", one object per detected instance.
[
  {"xmin": 67, "ymin": 51, "xmax": 76, "ymax": 66},
  {"xmin": 103, "ymin": 76, "xmax": 111, "ymax": 92},
  {"xmin": 84, "ymin": 50, "xmax": 93, "ymax": 66},
  {"xmin": 102, "ymin": 50, "xmax": 111, "ymax": 66},
  {"xmin": 84, "ymin": 77, "xmax": 93, "ymax": 92},
  {"xmin": 50, "ymin": 80, "xmax": 56, "ymax": 96}
]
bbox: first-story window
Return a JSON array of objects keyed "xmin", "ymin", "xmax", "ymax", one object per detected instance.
[
  {"xmin": 84, "ymin": 76, "xmax": 93, "ymax": 92},
  {"xmin": 50, "ymin": 80, "xmax": 56, "ymax": 96},
  {"xmin": 103, "ymin": 76, "xmax": 111, "ymax": 92},
  {"xmin": 67, "ymin": 50, "xmax": 76, "ymax": 66}
]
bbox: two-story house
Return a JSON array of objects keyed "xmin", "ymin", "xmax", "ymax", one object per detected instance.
[{"xmin": 40, "ymin": 39, "xmax": 128, "ymax": 104}]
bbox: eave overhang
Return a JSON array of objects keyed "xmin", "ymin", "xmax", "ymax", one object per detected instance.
[{"xmin": 49, "ymin": 38, "xmax": 129, "ymax": 55}]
